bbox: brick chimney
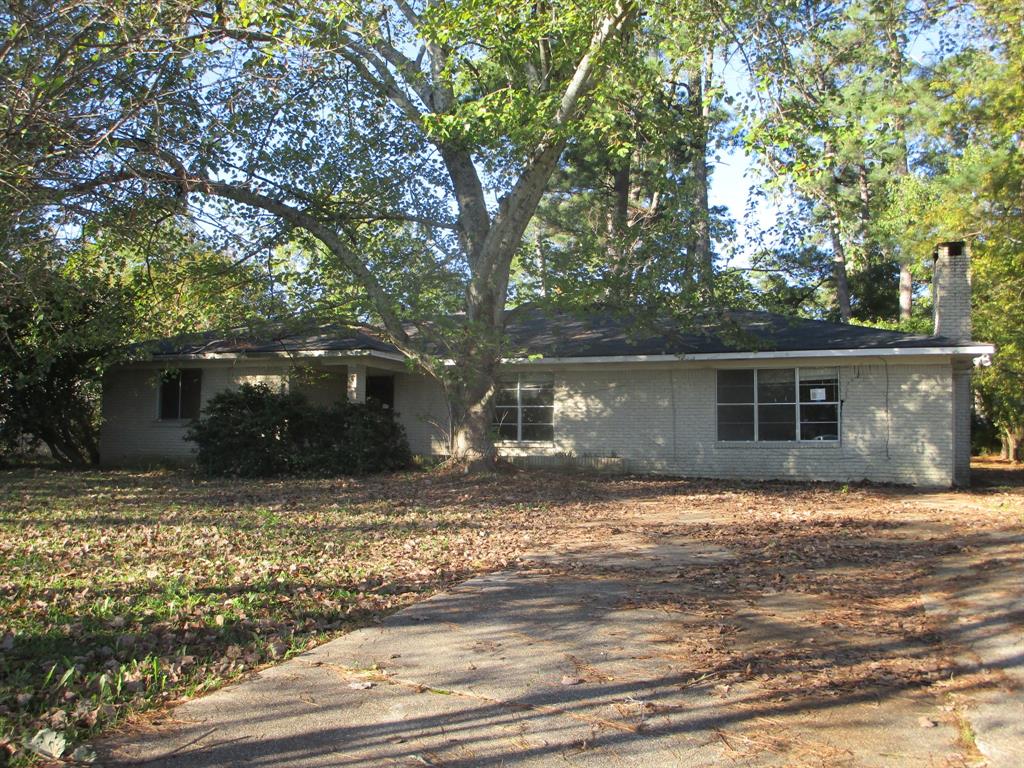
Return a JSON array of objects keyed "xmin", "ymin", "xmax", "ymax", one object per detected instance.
[{"xmin": 932, "ymin": 241, "xmax": 971, "ymax": 342}]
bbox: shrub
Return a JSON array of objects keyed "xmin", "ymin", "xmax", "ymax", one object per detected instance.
[{"xmin": 186, "ymin": 384, "xmax": 412, "ymax": 477}]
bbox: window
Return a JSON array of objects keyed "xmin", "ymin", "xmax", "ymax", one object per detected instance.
[
  {"xmin": 798, "ymin": 368, "xmax": 840, "ymax": 441},
  {"xmin": 159, "ymin": 369, "xmax": 202, "ymax": 420},
  {"xmin": 492, "ymin": 375, "xmax": 554, "ymax": 442},
  {"xmin": 366, "ymin": 375, "xmax": 395, "ymax": 410},
  {"xmin": 717, "ymin": 368, "xmax": 839, "ymax": 442}
]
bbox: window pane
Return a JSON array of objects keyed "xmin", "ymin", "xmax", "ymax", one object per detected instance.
[
  {"xmin": 717, "ymin": 370, "xmax": 754, "ymax": 403},
  {"xmin": 800, "ymin": 404, "xmax": 838, "ymax": 423},
  {"xmin": 492, "ymin": 406, "xmax": 518, "ymax": 426},
  {"xmin": 492, "ymin": 375, "xmax": 555, "ymax": 442},
  {"xmin": 519, "ymin": 387, "xmax": 553, "ymax": 406},
  {"xmin": 521, "ymin": 424, "xmax": 553, "ymax": 442},
  {"xmin": 799, "ymin": 370, "xmax": 838, "ymax": 403},
  {"xmin": 800, "ymin": 422, "xmax": 839, "ymax": 440},
  {"xmin": 159, "ymin": 373, "xmax": 181, "ymax": 420},
  {"xmin": 757, "ymin": 369, "xmax": 796, "ymax": 404},
  {"xmin": 180, "ymin": 370, "xmax": 202, "ymax": 419},
  {"xmin": 758, "ymin": 403, "xmax": 796, "ymax": 441},
  {"xmin": 494, "ymin": 388, "xmax": 518, "ymax": 406},
  {"xmin": 800, "ymin": 401, "xmax": 839, "ymax": 441},
  {"xmin": 718, "ymin": 404, "xmax": 754, "ymax": 441},
  {"xmin": 521, "ymin": 406, "xmax": 554, "ymax": 424},
  {"xmin": 495, "ymin": 422, "xmax": 518, "ymax": 441}
]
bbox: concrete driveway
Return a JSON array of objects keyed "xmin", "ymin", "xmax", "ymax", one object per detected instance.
[{"xmin": 99, "ymin": 488, "xmax": 1022, "ymax": 767}]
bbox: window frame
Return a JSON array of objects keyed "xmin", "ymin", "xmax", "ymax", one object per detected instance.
[
  {"xmin": 157, "ymin": 368, "xmax": 203, "ymax": 421},
  {"xmin": 716, "ymin": 367, "xmax": 840, "ymax": 444},
  {"xmin": 492, "ymin": 374, "xmax": 555, "ymax": 444}
]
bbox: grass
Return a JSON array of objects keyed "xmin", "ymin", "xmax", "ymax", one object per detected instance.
[
  {"xmin": 1, "ymin": 462, "xmax": 1020, "ymax": 765},
  {"xmin": 0, "ymin": 466, "xmax": 590, "ymax": 765}
]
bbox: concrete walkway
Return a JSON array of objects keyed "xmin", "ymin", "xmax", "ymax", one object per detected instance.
[
  {"xmin": 97, "ymin": 518, "xmax": 1005, "ymax": 768},
  {"xmin": 922, "ymin": 528, "xmax": 1024, "ymax": 768}
]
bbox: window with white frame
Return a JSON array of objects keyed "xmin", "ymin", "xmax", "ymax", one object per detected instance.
[
  {"xmin": 159, "ymin": 369, "xmax": 202, "ymax": 420},
  {"xmin": 717, "ymin": 368, "xmax": 839, "ymax": 442},
  {"xmin": 492, "ymin": 375, "xmax": 554, "ymax": 442}
]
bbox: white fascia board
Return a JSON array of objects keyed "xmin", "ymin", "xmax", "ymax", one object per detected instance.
[
  {"xmin": 145, "ymin": 349, "xmax": 407, "ymax": 364},
  {"xmin": 150, "ymin": 343, "xmax": 995, "ymax": 367},
  {"xmin": 498, "ymin": 344, "xmax": 995, "ymax": 365}
]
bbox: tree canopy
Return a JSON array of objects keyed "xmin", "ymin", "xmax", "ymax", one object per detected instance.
[{"xmin": 2, "ymin": 0, "xmax": 1022, "ymax": 463}]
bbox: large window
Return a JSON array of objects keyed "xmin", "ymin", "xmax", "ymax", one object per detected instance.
[
  {"xmin": 493, "ymin": 375, "xmax": 554, "ymax": 442},
  {"xmin": 717, "ymin": 368, "xmax": 839, "ymax": 442},
  {"xmin": 159, "ymin": 369, "xmax": 202, "ymax": 420}
]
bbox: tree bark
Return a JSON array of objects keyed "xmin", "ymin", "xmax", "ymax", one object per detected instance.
[
  {"xmin": 446, "ymin": 338, "xmax": 502, "ymax": 470},
  {"xmin": 1005, "ymin": 427, "xmax": 1023, "ymax": 464},
  {"xmin": 827, "ymin": 201, "xmax": 853, "ymax": 323},
  {"xmin": 899, "ymin": 264, "xmax": 913, "ymax": 321},
  {"xmin": 857, "ymin": 163, "xmax": 874, "ymax": 261},
  {"xmin": 688, "ymin": 50, "xmax": 714, "ymax": 298},
  {"xmin": 893, "ymin": 129, "xmax": 913, "ymax": 321},
  {"xmin": 604, "ymin": 159, "xmax": 631, "ymax": 277}
]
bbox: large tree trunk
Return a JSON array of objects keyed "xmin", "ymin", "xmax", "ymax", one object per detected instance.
[
  {"xmin": 885, "ymin": 16, "xmax": 914, "ymax": 322},
  {"xmin": 450, "ymin": 391, "xmax": 498, "ymax": 471},
  {"xmin": 606, "ymin": 160, "xmax": 631, "ymax": 277},
  {"xmin": 899, "ymin": 264, "xmax": 913, "ymax": 321},
  {"xmin": 827, "ymin": 202, "xmax": 853, "ymax": 323},
  {"xmin": 857, "ymin": 164, "xmax": 875, "ymax": 261},
  {"xmin": 1004, "ymin": 427, "xmax": 1023, "ymax": 464},
  {"xmin": 447, "ymin": 335, "xmax": 502, "ymax": 471},
  {"xmin": 688, "ymin": 50, "xmax": 714, "ymax": 297},
  {"xmin": 893, "ymin": 128, "xmax": 914, "ymax": 321}
]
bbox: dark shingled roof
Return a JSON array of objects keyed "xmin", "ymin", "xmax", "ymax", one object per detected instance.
[
  {"xmin": 500, "ymin": 307, "xmax": 966, "ymax": 357},
  {"xmin": 147, "ymin": 306, "xmax": 973, "ymax": 360},
  {"xmin": 147, "ymin": 325, "xmax": 397, "ymax": 357}
]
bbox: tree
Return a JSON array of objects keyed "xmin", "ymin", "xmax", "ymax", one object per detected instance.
[
  {"xmin": 515, "ymin": 8, "xmax": 734, "ymax": 314},
  {"xmin": 739, "ymin": 0, "xmax": 933, "ymax": 324},
  {"xmin": 7, "ymin": 0, "xmax": 706, "ymax": 469},
  {"xmin": 0, "ymin": 239, "xmax": 133, "ymax": 465},
  {"xmin": 884, "ymin": 0, "xmax": 1024, "ymax": 460},
  {"xmin": 0, "ymin": 213, "xmax": 287, "ymax": 465}
]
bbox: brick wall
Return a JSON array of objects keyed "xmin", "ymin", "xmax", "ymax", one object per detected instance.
[
  {"xmin": 396, "ymin": 360, "xmax": 960, "ymax": 487},
  {"xmin": 393, "ymin": 372, "xmax": 451, "ymax": 454},
  {"xmin": 952, "ymin": 362, "xmax": 973, "ymax": 486},
  {"xmin": 933, "ymin": 242, "xmax": 972, "ymax": 343},
  {"xmin": 99, "ymin": 363, "xmax": 347, "ymax": 466},
  {"xmin": 103, "ymin": 358, "xmax": 962, "ymax": 486}
]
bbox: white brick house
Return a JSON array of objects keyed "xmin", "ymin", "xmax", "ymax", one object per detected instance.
[{"xmin": 100, "ymin": 243, "xmax": 993, "ymax": 487}]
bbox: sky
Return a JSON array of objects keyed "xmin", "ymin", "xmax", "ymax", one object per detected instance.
[
  {"xmin": 706, "ymin": 54, "xmax": 776, "ymax": 270},
  {"xmin": 706, "ymin": 13, "xmax": 955, "ymax": 271}
]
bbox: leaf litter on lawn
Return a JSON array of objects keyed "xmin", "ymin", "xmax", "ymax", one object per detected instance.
[
  {"xmin": 0, "ymin": 466, "xmax": 620, "ymax": 765},
  {"xmin": 1, "ymin": 466, "xmax": 1019, "ymax": 765}
]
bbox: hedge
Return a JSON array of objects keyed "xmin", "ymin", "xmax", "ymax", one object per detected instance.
[{"xmin": 186, "ymin": 384, "xmax": 412, "ymax": 477}]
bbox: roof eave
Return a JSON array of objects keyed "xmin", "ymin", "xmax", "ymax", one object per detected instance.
[
  {"xmin": 498, "ymin": 344, "xmax": 996, "ymax": 365},
  {"xmin": 146, "ymin": 349, "xmax": 407, "ymax": 363}
]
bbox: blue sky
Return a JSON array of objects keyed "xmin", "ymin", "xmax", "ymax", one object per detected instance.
[{"xmin": 706, "ymin": 15, "xmax": 954, "ymax": 271}]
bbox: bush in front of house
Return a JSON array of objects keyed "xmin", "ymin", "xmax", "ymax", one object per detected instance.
[{"xmin": 186, "ymin": 383, "xmax": 412, "ymax": 477}]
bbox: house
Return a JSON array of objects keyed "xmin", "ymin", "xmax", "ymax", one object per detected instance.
[{"xmin": 100, "ymin": 242, "xmax": 994, "ymax": 486}]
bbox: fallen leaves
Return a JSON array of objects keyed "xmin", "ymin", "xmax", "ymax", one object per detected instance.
[
  {"xmin": 0, "ymin": 466, "xmax": 611, "ymax": 764},
  {"xmin": 1, "ymin": 465, "xmax": 1019, "ymax": 766}
]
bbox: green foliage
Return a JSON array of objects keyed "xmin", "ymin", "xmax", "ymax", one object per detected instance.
[
  {"xmin": 186, "ymin": 384, "xmax": 412, "ymax": 477},
  {"xmin": 876, "ymin": 1, "xmax": 1024, "ymax": 451},
  {"xmin": 735, "ymin": 0, "xmax": 973, "ymax": 323},
  {"xmin": 0, "ymin": 243, "xmax": 134, "ymax": 466},
  {"xmin": 0, "ymin": 216, "xmax": 291, "ymax": 466}
]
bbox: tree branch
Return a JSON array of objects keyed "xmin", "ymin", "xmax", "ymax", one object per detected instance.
[{"xmin": 472, "ymin": 0, "xmax": 637, "ymax": 317}]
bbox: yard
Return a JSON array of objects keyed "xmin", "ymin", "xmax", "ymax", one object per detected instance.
[{"xmin": 1, "ymin": 463, "xmax": 1021, "ymax": 766}]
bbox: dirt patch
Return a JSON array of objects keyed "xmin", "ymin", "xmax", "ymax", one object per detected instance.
[{"xmin": 2, "ymin": 463, "xmax": 1021, "ymax": 766}]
